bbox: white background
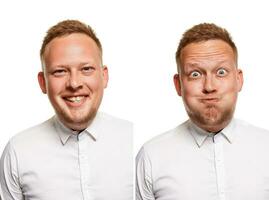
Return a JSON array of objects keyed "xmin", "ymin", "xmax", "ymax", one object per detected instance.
[{"xmin": 0, "ymin": 0, "xmax": 269, "ymax": 155}]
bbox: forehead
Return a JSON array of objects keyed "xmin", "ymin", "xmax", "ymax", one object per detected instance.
[
  {"xmin": 43, "ymin": 33, "xmax": 101, "ymax": 65},
  {"xmin": 180, "ymin": 40, "xmax": 236, "ymax": 70}
]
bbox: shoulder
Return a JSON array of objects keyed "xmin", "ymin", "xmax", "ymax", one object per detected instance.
[
  {"xmin": 8, "ymin": 117, "xmax": 55, "ymax": 151},
  {"xmin": 139, "ymin": 121, "xmax": 190, "ymax": 157},
  {"xmin": 144, "ymin": 120, "xmax": 189, "ymax": 147},
  {"xmin": 96, "ymin": 112, "xmax": 133, "ymax": 133},
  {"xmin": 1, "ymin": 117, "xmax": 55, "ymax": 167},
  {"xmin": 234, "ymin": 119, "xmax": 269, "ymax": 143},
  {"xmin": 235, "ymin": 119, "xmax": 269, "ymax": 135},
  {"xmin": 99, "ymin": 112, "xmax": 132, "ymax": 126},
  {"xmin": 91, "ymin": 112, "xmax": 133, "ymax": 145}
]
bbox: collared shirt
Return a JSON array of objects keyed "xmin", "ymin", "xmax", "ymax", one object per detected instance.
[
  {"xmin": 0, "ymin": 112, "xmax": 133, "ymax": 200},
  {"xmin": 136, "ymin": 119, "xmax": 269, "ymax": 200}
]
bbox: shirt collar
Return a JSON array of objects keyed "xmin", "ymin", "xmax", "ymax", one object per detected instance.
[
  {"xmin": 85, "ymin": 112, "xmax": 105, "ymax": 141},
  {"xmin": 53, "ymin": 112, "xmax": 104, "ymax": 145},
  {"xmin": 188, "ymin": 118, "xmax": 236, "ymax": 147},
  {"xmin": 188, "ymin": 120, "xmax": 209, "ymax": 147},
  {"xmin": 220, "ymin": 118, "xmax": 236, "ymax": 143}
]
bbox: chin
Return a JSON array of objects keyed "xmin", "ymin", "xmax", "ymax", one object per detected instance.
[
  {"xmin": 60, "ymin": 116, "xmax": 90, "ymax": 131},
  {"xmin": 188, "ymin": 107, "xmax": 234, "ymax": 132},
  {"xmin": 56, "ymin": 110, "xmax": 95, "ymax": 127},
  {"xmin": 68, "ymin": 113, "xmax": 95, "ymax": 124}
]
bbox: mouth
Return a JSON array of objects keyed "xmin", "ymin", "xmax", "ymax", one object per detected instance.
[
  {"xmin": 63, "ymin": 95, "xmax": 89, "ymax": 106},
  {"xmin": 200, "ymin": 97, "xmax": 219, "ymax": 103}
]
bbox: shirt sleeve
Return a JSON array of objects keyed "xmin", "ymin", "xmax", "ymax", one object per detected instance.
[
  {"xmin": 0, "ymin": 141, "xmax": 24, "ymax": 200},
  {"xmin": 136, "ymin": 147, "xmax": 155, "ymax": 200}
]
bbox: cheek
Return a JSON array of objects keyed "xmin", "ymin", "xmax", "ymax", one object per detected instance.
[
  {"xmin": 181, "ymin": 81, "xmax": 202, "ymax": 97},
  {"xmin": 85, "ymin": 76, "xmax": 105, "ymax": 93},
  {"xmin": 222, "ymin": 88, "xmax": 238, "ymax": 102},
  {"xmin": 46, "ymin": 78, "xmax": 66, "ymax": 96},
  {"xmin": 219, "ymin": 79, "xmax": 238, "ymax": 94},
  {"xmin": 181, "ymin": 84, "xmax": 202, "ymax": 108},
  {"xmin": 217, "ymin": 79, "xmax": 239, "ymax": 105}
]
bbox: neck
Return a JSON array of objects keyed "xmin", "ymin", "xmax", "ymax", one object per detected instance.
[{"xmin": 193, "ymin": 118, "xmax": 232, "ymax": 134}]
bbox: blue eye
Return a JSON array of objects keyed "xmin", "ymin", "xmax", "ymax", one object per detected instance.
[
  {"xmin": 190, "ymin": 71, "xmax": 201, "ymax": 78},
  {"xmin": 217, "ymin": 68, "xmax": 227, "ymax": 76}
]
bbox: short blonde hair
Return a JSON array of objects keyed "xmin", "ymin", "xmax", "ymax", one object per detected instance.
[
  {"xmin": 40, "ymin": 19, "xmax": 102, "ymax": 61},
  {"xmin": 175, "ymin": 23, "xmax": 237, "ymax": 71}
]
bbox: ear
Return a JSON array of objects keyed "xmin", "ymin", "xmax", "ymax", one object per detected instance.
[
  {"xmin": 101, "ymin": 65, "xmax": 109, "ymax": 88},
  {"xmin": 38, "ymin": 72, "xmax": 47, "ymax": 94},
  {"xmin": 236, "ymin": 69, "xmax": 244, "ymax": 92},
  {"xmin": 173, "ymin": 74, "xmax": 182, "ymax": 96}
]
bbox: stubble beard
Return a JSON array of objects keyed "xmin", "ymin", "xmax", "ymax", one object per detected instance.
[
  {"xmin": 56, "ymin": 106, "xmax": 98, "ymax": 131},
  {"xmin": 187, "ymin": 104, "xmax": 235, "ymax": 133}
]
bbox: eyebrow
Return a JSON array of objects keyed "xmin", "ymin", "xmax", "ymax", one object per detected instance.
[
  {"xmin": 182, "ymin": 63, "xmax": 201, "ymax": 72},
  {"xmin": 49, "ymin": 61, "xmax": 95, "ymax": 68},
  {"xmin": 183, "ymin": 60, "xmax": 236, "ymax": 72}
]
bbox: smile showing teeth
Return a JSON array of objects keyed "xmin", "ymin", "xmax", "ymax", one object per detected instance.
[{"xmin": 65, "ymin": 96, "xmax": 84, "ymax": 103}]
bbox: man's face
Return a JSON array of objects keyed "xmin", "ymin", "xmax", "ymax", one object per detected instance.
[
  {"xmin": 38, "ymin": 33, "xmax": 108, "ymax": 131},
  {"xmin": 174, "ymin": 40, "xmax": 243, "ymax": 132}
]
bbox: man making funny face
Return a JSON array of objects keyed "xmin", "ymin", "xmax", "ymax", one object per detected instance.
[{"xmin": 136, "ymin": 23, "xmax": 269, "ymax": 200}]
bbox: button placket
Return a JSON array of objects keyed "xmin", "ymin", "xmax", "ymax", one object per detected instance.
[
  {"xmin": 214, "ymin": 135, "xmax": 226, "ymax": 200},
  {"xmin": 78, "ymin": 133, "xmax": 92, "ymax": 200}
]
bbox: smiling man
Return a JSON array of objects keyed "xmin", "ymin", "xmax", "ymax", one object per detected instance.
[
  {"xmin": 136, "ymin": 23, "xmax": 269, "ymax": 200},
  {"xmin": 0, "ymin": 20, "xmax": 133, "ymax": 200}
]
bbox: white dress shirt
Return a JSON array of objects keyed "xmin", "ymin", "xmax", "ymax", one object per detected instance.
[
  {"xmin": 136, "ymin": 119, "xmax": 269, "ymax": 200},
  {"xmin": 0, "ymin": 112, "xmax": 133, "ymax": 200}
]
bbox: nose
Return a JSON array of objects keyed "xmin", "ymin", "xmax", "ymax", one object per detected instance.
[
  {"xmin": 203, "ymin": 75, "xmax": 216, "ymax": 94},
  {"xmin": 67, "ymin": 72, "xmax": 83, "ymax": 91}
]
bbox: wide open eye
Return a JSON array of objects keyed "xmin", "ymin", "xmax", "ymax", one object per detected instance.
[
  {"xmin": 217, "ymin": 68, "xmax": 228, "ymax": 77},
  {"xmin": 190, "ymin": 71, "xmax": 201, "ymax": 78}
]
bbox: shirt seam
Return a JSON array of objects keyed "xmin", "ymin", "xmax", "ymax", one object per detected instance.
[
  {"xmin": 142, "ymin": 146, "xmax": 154, "ymax": 193},
  {"xmin": 8, "ymin": 140, "xmax": 23, "ymax": 190}
]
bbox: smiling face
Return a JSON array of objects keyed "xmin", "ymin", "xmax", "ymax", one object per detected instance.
[
  {"xmin": 174, "ymin": 39, "xmax": 243, "ymax": 133},
  {"xmin": 38, "ymin": 33, "xmax": 108, "ymax": 131}
]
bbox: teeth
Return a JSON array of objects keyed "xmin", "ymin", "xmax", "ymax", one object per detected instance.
[{"xmin": 66, "ymin": 96, "xmax": 84, "ymax": 102}]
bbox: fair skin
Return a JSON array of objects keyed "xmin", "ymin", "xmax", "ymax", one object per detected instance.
[
  {"xmin": 174, "ymin": 39, "xmax": 243, "ymax": 133},
  {"xmin": 38, "ymin": 33, "xmax": 108, "ymax": 131}
]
